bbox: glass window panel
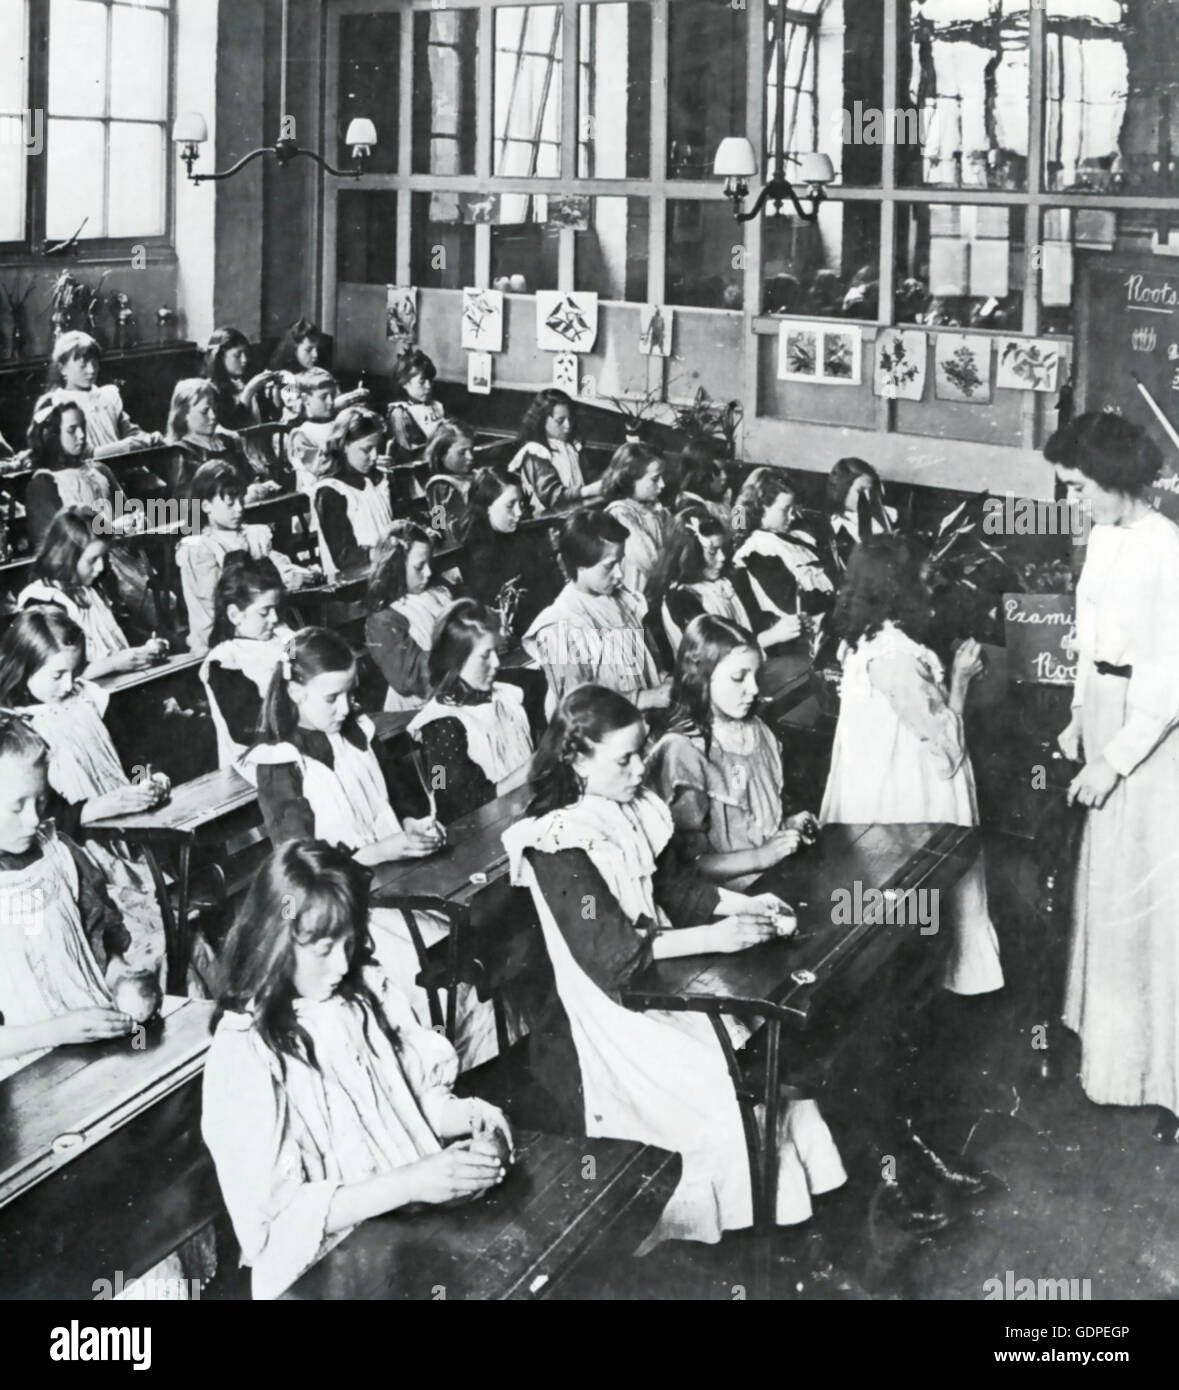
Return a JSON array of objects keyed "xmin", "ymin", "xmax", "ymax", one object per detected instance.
[
  {"xmin": 899, "ymin": 0, "xmax": 1029, "ymax": 189},
  {"xmin": 336, "ymin": 189, "xmax": 398, "ymax": 286},
  {"xmin": 109, "ymin": 122, "xmax": 163, "ymax": 236},
  {"xmin": 0, "ymin": 0, "xmax": 28, "ymax": 114},
  {"xmin": 494, "ymin": 5, "xmax": 563, "ymax": 177},
  {"xmin": 411, "ymin": 190, "xmax": 475, "ymax": 290},
  {"xmin": 490, "ymin": 211, "xmax": 559, "ymax": 293},
  {"xmin": 762, "ymin": 200, "xmax": 881, "ymax": 318},
  {"xmin": 666, "ymin": 201, "xmax": 744, "ymax": 310},
  {"xmin": 765, "ymin": 0, "xmax": 884, "ymax": 187},
  {"xmin": 578, "ymin": 2, "xmax": 650, "ymax": 179},
  {"xmin": 120, "ymin": 0, "xmax": 168, "ymax": 8},
  {"xmin": 894, "ymin": 203, "xmax": 1026, "ymax": 329},
  {"xmin": 668, "ymin": 2, "xmax": 746, "ymax": 180},
  {"xmin": 575, "ymin": 196, "xmax": 648, "ymax": 302},
  {"xmin": 337, "ymin": 12, "xmax": 399, "ymax": 175},
  {"xmin": 412, "ymin": 9, "xmax": 479, "ymax": 176},
  {"xmin": 0, "ymin": 133, "xmax": 25, "ymax": 240},
  {"xmin": 49, "ymin": 0, "xmax": 108, "ymax": 119},
  {"xmin": 111, "ymin": 5, "xmax": 166, "ymax": 121},
  {"xmin": 47, "ymin": 117, "xmax": 104, "ymax": 238},
  {"xmin": 1044, "ymin": 2, "xmax": 1179, "ymax": 195}
]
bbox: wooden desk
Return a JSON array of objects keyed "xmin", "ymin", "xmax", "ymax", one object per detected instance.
[
  {"xmin": 283, "ymin": 1129, "xmax": 680, "ymax": 1301},
  {"xmin": 623, "ymin": 821, "xmax": 978, "ymax": 1260},
  {"xmin": 0, "ymin": 998, "xmax": 217, "ymax": 1299},
  {"xmin": 95, "ymin": 649, "xmax": 204, "ymax": 697}
]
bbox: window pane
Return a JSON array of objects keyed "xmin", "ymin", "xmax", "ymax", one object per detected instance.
[
  {"xmin": 0, "ymin": 0, "xmax": 28, "ymax": 114},
  {"xmin": 410, "ymin": 191, "xmax": 474, "ymax": 290},
  {"xmin": 494, "ymin": 5, "xmax": 562, "ymax": 178},
  {"xmin": 899, "ymin": 0, "xmax": 1030, "ymax": 189},
  {"xmin": 491, "ymin": 211, "xmax": 559, "ymax": 293},
  {"xmin": 578, "ymin": 2, "xmax": 650, "ymax": 179},
  {"xmin": 668, "ymin": 2, "xmax": 746, "ymax": 180},
  {"xmin": 412, "ymin": 9, "xmax": 478, "ymax": 176},
  {"xmin": 109, "ymin": 122, "xmax": 163, "ymax": 236},
  {"xmin": 49, "ymin": 0, "xmax": 107, "ymax": 119},
  {"xmin": 337, "ymin": 12, "xmax": 399, "ymax": 174},
  {"xmin": 762, "ymin": 201, "xmax": 881, "ymax": 318},
  {"xmin": 765, "ymin": 0, "xmax": 885, "ymax": 187},
  {"xmin": 575, "ymin": 196, "xmax": 648, "ymax": 302},
  {"xmin": 111, "ymin": 5, "xmax": 166, "ymax": 121},
  {"xmin": 336, "ymin": 189, "xmax": 397, "ymax": 286},
  {"xmin": 894, "ymin": 203, "xmax": 1025, "ymax": 329},
  {"xmin": 666, "ymin": 201, "xmax": 743, "ymax": 310},
  {"xmin": 0, "ymin": 130, "xmax": 25, "ymax": 240},
  {"xmin": 46, "ymin": 117, "xmax": 104, "ymax": 238},
  {"xmin": 1044, "ymin": 1, "xmax": 1178, "ymax": 195}
]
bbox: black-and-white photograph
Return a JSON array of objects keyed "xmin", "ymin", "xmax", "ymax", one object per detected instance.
[{"xmin": 0, "ymin": 0, "xmax": 1175, "ymax": 1351}]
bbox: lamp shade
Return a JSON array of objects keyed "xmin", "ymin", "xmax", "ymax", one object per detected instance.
[
  {"xmin": 344, "ymin": 117, "xmax": 377, "ymax": 147},
  {"xmin": 799, "ymin": 152, "xmax": 835, "ymax": 185},
  {"xmin": 172, "ymin": 110, "xmax": 208, "ymax": 145},
  {"xmin": 713, "ymin": 137, "xmax": 757, "ymax": 179}
]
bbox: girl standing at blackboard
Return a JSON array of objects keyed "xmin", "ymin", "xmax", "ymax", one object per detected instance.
[{"xmin": 1046, "ymin": 412, "xmax": 1179, "ymax": 1143}]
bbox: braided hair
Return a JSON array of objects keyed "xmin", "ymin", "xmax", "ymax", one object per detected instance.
[{"xmin": 526, "ymin": 684, "xmax": 643, "ymax": 816}]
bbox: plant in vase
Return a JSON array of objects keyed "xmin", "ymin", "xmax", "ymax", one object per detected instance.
[
  {"xmin": 671, "ymin": 385, "xmax": 744, "ymax": 459},
  {"xmin": 605, "ymin": 381, "xmax": 668, "ymax": 444}
]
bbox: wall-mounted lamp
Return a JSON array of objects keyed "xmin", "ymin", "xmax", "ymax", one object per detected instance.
[{"xmin": 714, "ymin": 137, "xmax": 833, "ymax": 222}]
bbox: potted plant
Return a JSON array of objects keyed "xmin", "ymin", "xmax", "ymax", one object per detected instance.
[
  {"xmin": 605, "ymin": 381, "xmax": 668, "ymax": 444},
  {"xmin": 672, "ymin": 386, "xmax": 744, "ymax": 459}
]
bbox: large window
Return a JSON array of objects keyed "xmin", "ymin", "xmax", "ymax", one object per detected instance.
[{"xmin": 2, "ymin": 0, "xmax": 174, "ymax": 250}]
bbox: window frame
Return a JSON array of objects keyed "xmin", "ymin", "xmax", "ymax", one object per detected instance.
[{"xmin": 1, "ymin": 0, "xmax": 177, "ymax": 262}]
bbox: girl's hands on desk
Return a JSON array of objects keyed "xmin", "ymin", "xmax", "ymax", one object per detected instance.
[
  {"xmin": 702, "ymin": 914, "xmax": 782, "ymax": 953},
  {"xmin": 82, "ymin": 780, "xmax": 162, "ymax": 822},
  {"xmin": 391, "ymin": 817, "xmax": 447, "ymax": 858},
  {"xmin": 406, "ymin": 1142, "xmax": 506, "ymax": 1205},
  {"xmin": 754, "ymin": 828, "xmax": 804, "ymax": 867},
  {"xmin": 51, "ymin": 1006, "xmax": 136, "ymax": 1046}
]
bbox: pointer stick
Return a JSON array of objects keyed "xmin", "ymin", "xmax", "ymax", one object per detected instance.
[{"xmin": 1132, "ymin": 373, "xmax": 1179, "ymax": 454}]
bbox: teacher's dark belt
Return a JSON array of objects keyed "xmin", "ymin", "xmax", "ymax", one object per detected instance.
[{"xmin": 1094, "ymin": 660, "xmax": 1132, "ymax": 678}]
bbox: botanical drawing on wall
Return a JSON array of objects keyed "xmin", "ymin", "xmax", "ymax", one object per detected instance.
[
  {"xmin": 934, "ymin": 333, "xmax": 992, "ymax": 402},
  {"xmin": 461, "ymin": 288, "xmax": 504, "ymax": 353}
]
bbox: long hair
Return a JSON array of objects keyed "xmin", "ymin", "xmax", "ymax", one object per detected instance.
[
  {"xmin": 600, "ymin": 442, "xmax": 661, "ymax": 502},
  {"xmin": 46, "ymin": 330, "xmax": 101, "ymax": 388},
  {"xmin": 527, "ymin": 684, "xmax": 643, "ymax": 817},
  {"xmin": 203, "ymin": 327, "xmax": 251, "ymax": 390},
  {"xmin": 365, "ymin": 520, "xmax": 435, "ymax": 614},
  {"xmin": 515, "ymin": 388, "xmax": 575, "ymax": 450},
  {"xmin": 391, "ymin": 348, "xmax": 437, "ymax": 398},
  {"xmin": 270, "ymin": 318, "xmax": 323, "ymax": 373},
  {"xmin": 833, "ymin": 533, "xmax": 933, "ymax": 651},
  {"xmin": 27, "ymin": 401, "xmax": 87, "ymax": 471},
  {"xmin": 457, "ymin": 465, "xmax": 521, "ymax": 546},
  {"xmin": 732, "ymin": 467, "xmax": 796, "ymax": 540},
  {"xmin": 211, "ymin": 839, "xmax": 397, "ymax": 1072},
  {"xmin": 0, "ymin": 711, "xmax": 49, "ymax": 771},
  {"xmin": 32, "ymin": 506, "xmax": 102, "ymax": 596},
  {"xmin": 211, "ymin": 552, "xmax": 284, "ymax": 648},
  {"xmin": 647, "ymin": 506, "xmax": 727, "ymax": 611},
  {"xmin": 0, "ymin": 606, "xmax": 86, "ymax": 707},
  {"xmin": 167, "ymin": 378, "xmax": 219, "ymax": 442},
  {"xmin": 668, "ymin": 614, "xmax": 760, "ymax": 753},
  {"xmin": 319, "ymin": 407, "xmax": 384, "ymax": 478},
  {"xmin": 257, "ymin": 627, "xmax": 356, "ymax": 743},
  {"xmin": 680, "ymin": 437, "xmax": 728, "ymax": 502},
  {"xmin": 424, "ymin": 419, "xmax": 473, "ymax": 475},
  {"xmin": 427, "ymin": 598, "xmax": 499, "ymax": 697}
]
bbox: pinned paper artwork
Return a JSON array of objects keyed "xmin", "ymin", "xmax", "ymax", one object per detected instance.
[
  {"xmin": 934, "ymin": 333, "xmax": 992, "ymax": 402},
  {"xmin": 873, "ymin": 329, "xmax": 928, "ymax": 401},
  {"xmin": 467, "ymin": 351, "xmax": 492, "ymax": 395},
  {"xmin": 460, "ymin": 194, "xmax": 500, "ymax": 225},
  {"xmin": 536, "ymin": 291, "xmax": 599, "ymax": 353},
  {"xmin": 385, "ymin": 286, "xmax": 417, "ymax": 355},
  {"xmin": 777, "ymin": 321, "xmax": 861, "ymax": 385},
  {"xmin": 553, "ymin": 352, "xmax": 579, "ymax": 393},
  {"xmin": 639, "ymin": 304, "xmax": 671, "ymax": 357},
  {"xmin": 996, "ymin": 337, "xmax": 1063, "ymax": 393},
  {"xmin": 546, "ymin": 195, "xmax": 590, "ymax": 231},
  {"xmin": 461, "ymin": 288, "xmax": 504, "ymax": 353}
]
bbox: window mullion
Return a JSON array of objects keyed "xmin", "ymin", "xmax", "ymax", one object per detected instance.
[
  {"xmin": 647, "ymin": 0, "xmax": 668, "ymax": 307},
  {"xmin": 101, "ymin": 0, "xmax": 113, "ymax": 238}
]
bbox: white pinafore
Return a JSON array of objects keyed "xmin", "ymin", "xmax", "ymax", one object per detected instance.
[
  {"xmin": 311, "ymin": 476, "xmax": 394, "ymax": 580},
  {"xmin": 408, "ymin": 682, "xmax": 533, "ymax": 791},
  {"xmin": 200, "ymin": 628, "xmax": 293, "ymax": 767},
  {"xmin": 380, "ymin": 588, "xmax": 453, "ymax": 713}
]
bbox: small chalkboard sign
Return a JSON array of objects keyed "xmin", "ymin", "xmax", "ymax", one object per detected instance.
[{"xmin": 1002, "ymin": 593, "xmax": 1077, "ymax": 686}]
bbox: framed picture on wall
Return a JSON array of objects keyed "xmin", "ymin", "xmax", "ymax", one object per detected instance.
[{"xmin": 777, "ymin": 321, "xmax": 862, "ymax": 385}]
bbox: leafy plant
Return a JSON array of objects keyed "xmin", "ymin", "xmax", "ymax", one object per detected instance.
[
  {"xmin": 671, "ymin": 385, "xmax": 744, "ymax": 457},
  {"xmin": 605, "ymin": 380, "xmax": 669, "ymax": 439}
]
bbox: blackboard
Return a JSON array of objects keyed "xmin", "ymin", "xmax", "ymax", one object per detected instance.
[
  {"xmin": 1002, "ymin": 593, "xmax": 1077, "ymax": 686},
  {"xmin": 1075, "ymin": 251, "xmax": 1179, "ymax": 521}
]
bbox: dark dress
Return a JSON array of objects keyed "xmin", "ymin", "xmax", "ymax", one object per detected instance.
[{"xmin": 460, "ymin": 520, "xmax": 563, "ymax": 643}]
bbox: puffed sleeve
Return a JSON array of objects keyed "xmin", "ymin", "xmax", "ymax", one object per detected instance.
[
  {"xmin": 178, "ymin": 539, "xmax": 222, "ymax": 654},
  {"xmin": 512, "ymin": 446, "xmax": 579, "ymax": 513},
  {"xmin": 365, "ymin": 607, "xmax": 431, "ymax": 703},
  {"xmin": 200, "ymin": 1019, "xmax": 341, "ymax": 1299},
  {"xmin": 1103, "ymin": 535, "xmax": 1179, "ymax": 777},
  {"xmin": 645, "ymin": 734, "xmax": 713, "ymax": 860},
  {"xmin": 866, "ymin": 643, "xmax": 966, "ymax": 779}
]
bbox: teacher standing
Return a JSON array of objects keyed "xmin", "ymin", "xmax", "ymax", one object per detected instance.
[{"xmin": 1045, "ymin": 412, "xmax": 1179, "ymax": 1143}]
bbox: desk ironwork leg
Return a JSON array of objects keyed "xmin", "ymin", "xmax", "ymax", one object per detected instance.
[
  {"xmin": 761, "ymin": 1020, "xmax": 782, "ymax": 1232},
  {"xmin": 172, "ymin": 840, "xmax": 192, "ymax": 997}
]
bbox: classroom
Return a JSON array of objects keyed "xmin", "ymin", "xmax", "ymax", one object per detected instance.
[{"xmin": 0, "ymin": 0, "xmax": 1177, "ymax": 1314}]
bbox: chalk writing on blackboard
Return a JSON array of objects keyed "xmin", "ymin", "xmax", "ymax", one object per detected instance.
[{"xmin": 1003, "ymin": 594, "xmax": 1078, "ymax": 686}]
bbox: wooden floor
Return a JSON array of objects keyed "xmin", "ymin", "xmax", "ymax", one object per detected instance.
[{"xmin": 520, "ymin": 832, "xmax": 1179, "ymax": 1301}]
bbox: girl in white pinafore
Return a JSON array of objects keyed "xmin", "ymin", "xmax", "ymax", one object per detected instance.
[
  {"xmin": 239, "ymin": 627, "xmax": 499, "ymax": 1069},
  {"xmin": 819, "ymin": 536, "xmax": 1003, "ymax": 996},
  {"xmin": 309, "ymin": 408, "xmax": 394, "ymax": 581},
  {"xmin": 503, "ymin": 685, "xmax": 845, "ymax": 1249}
]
